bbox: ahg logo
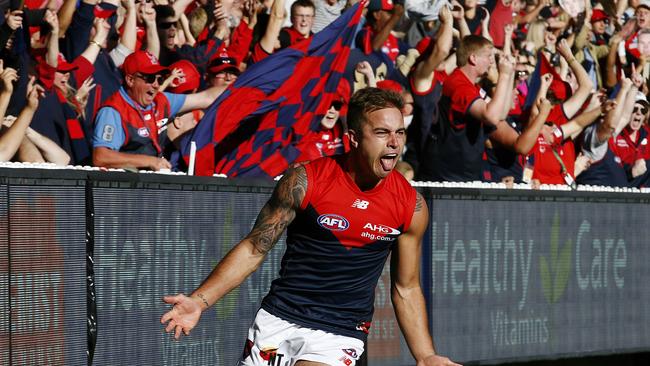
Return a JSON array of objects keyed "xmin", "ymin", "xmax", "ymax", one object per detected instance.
[
  {"xmin": 363, "ymin": 223, "xmax": 401, "ymax": 235},
  {"xmin": 318, "ymin": 214, "xmax": 350, "ymax": 231}
]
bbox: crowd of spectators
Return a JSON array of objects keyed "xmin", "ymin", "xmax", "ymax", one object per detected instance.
[{"xmin": 1, "ymin": 0, "xmax": 650, "ymax": 189}]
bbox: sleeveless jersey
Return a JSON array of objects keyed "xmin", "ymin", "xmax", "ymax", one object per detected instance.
[
  {"xmin": 260, "ymin": 157, "xmax": 417, "ymax": 341},
  {"xmin": 432, "ymin": 68, "xmax": 495, "ymax": 182}
]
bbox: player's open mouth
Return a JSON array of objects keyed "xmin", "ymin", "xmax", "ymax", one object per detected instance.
[{"xmin": 380, "ymin": 154, "xmax": 398, "ymax": 171}]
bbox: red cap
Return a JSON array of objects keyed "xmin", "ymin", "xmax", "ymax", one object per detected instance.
[
  {"xmin": 168, "ymin": 60, "xmax": 200, "ymax": 94},
  {"xmin": 57, "ymin": 54, "xmax": 78, "ymax": 72},
  {"xmin": 376, "ymin": 79, "xmax": 404, "ymax": 93},
  {"xmin": 94, "ymin": 4, "xmax": 117, "ymax": 19},
  {"xmin": 591, "ymin": 9, "xmax": 608, "ymax": 23},
  {"xmin": 24, "ymin": 0, "xmax": 47, "ymax": 9},
  {"xmin": 208, "ymin": 57, "xmax": 240, "ymax": 75},
  {"xmin": 122, "ymin": 51, "xmax": 168, "ymax": 76}
]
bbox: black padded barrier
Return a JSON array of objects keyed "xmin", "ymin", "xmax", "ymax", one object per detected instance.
[{"xmin": 1, "ymin": 168, "xmax": 649, "ymax": 366}]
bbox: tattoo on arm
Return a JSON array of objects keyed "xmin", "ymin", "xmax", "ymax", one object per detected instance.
[
  {"xmin": 247, "ymin": 166, "xmax": 307, "ymax": 255},
  {"xmin": 197, "ymin": 293, "xmax": 209, "ymax": 308},
  {"xmin": 414, "ymin": 192, "xmax": 424, "ymax": 213},
  {"xmin": 291, "ymin": 167, "xmax": 308, "ymax": 204}
]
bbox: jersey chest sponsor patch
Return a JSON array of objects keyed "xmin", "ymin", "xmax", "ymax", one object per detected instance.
[{"xmin": 315, "ymin": 210, "xmax": 402, "ymax": 249}]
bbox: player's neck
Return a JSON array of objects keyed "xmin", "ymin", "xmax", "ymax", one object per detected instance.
[
  {"xmin": 460, "ymin": 65, "xmax": 481, "ymax": 84},
  {"xmin": 344, "ymin": 154, "xmax": 382, "ymax": 191}
]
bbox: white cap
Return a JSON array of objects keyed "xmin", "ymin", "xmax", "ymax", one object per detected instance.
[{"xmin": 635, "ymin": 91, "xmax": 649, "ymax": 105}]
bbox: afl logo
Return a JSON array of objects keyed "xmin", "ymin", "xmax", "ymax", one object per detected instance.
[{"xmin": 317, "ymin": 214, "xmax": 349, "ymax": 231}]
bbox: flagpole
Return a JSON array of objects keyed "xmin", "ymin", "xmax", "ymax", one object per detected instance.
[{"xmin": 188, "ymin": 141, "xmax": 196, "ymax": 176}]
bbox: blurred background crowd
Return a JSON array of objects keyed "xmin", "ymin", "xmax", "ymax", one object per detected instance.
[{"xmin": 1, "ymin": 0, "xmax": 650, "ymax": 189}]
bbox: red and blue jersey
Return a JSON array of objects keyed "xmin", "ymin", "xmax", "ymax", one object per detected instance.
[
  {"xmin": 430, "ymin": 68, "xmax": 494, "ymax": 182},
  {"xmin": 261, "ymin": 157, "xmax": 417, "ymax": 341}
]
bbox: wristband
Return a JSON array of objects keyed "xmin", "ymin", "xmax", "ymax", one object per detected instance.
[{"xmin": 89, "ymin": 40, "xmax": 102, "ymax": 48}]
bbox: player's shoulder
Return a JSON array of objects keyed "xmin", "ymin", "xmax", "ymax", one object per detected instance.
[
  {"xmin": 304, "ymin": 157, "xmax": 342, "ymax": 183},
  {"xmin": 380, "ymin": 171, "xmax": 418, "ymax": 212}
]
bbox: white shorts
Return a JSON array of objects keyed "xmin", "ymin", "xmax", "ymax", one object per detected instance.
[{"xmin": 238, "ymin": 308, "xmax": 365, "ymax": 366}]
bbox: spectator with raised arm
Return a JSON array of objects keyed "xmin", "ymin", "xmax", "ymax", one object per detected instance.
[
  {"xmin": 550, "ymin": 39, "xmax": 595, "ymax": 123},
  {"xmin": 62, "ymin": 0, "xmax": 145, "ymax": 122},
  {"xmin": 609, "ymin": 80, "xmax": 650, "ymax": 186},
  {"xmin": 577, "ymin": 74, "xmax": 641, "ymax": 187},
  {"xmin": 312, "ymin": 0, "xmax": 349, "ymax": 33},
  {"xmin": 461, "ymin": 0, "xmax": 488, "ymax": 36},
  {"xmin": 355, "ymin": 0, "xmax": 407, "ymax": 63},
  {"xmin": 250, "ymin": 0, "xmax": 286, "ymax": 63},
  {"xmin": 155, "ymin": 3, "xmax": 228, "ymax": 73},
  {"xmin": 251, "ymin": 0, "xmax": 318, "ymax": 62},
  {"xmin": 31, "ymin": 12, "xmax": 109, "ymax": 165},
  {"xmin": 0, "ymin": 77, "xmax": 67, "ymax": 164},
  {"xmin": 622, "ymin": 0, "xmax": 650, "ymax": 67},
  {"xmin": 427, "ymin": 35, "xmax": 543, "ymax": 182},
  {"xmin": 403, "ymin": 5, "xmax": 454, "ymax": 178},
  {"xmin": 0, "ymin": 8, "xmax": 23, "ymax": 52},
  {"xmin": 574, "ymin": 3, "xmax": 610, "ymax": 90},
  {"xmin": 92, "ymin": 50, "xmax": 225, "ymax": 171}
]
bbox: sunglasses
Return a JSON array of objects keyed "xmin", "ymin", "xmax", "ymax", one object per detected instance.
[
  {"xmin": 135, "ymin": 0, "xmax": 152, "ymax": 3},
  {"xmin": 634, "ymin": 106, "xmax": 649, "ymax": 115},
  {"xmin": 212, "ymin": 71, "xmax": 239, "ymax": 79},
  {"xmin": 134, "ymin": 73, "xmax": 163, "ymax": 84},
  {"xmin": 331, "ymin": 100, "xmax": 344, "ymax": 111},
  {"xmin": 158, "ymin": 22, "xmax": 177, "ymax": 29}
]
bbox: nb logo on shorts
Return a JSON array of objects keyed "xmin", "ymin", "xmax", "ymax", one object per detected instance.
[{"xmin": 351, "ymin": 199, "xmax": 369, "ymax": 210}]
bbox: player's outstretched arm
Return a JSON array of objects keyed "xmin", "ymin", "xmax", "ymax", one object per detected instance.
[
  {"xmin": 391, "ymin": 193, "xmax": 462, "ymax": 366},
  {"xmin": 161, "ymin": 166, "xmax": 307, "ymax": 339}
]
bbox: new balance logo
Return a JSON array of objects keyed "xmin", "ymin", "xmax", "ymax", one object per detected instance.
[{"xmin": 351, "ymin": 199, "xmax": 369, "ymax": 210}]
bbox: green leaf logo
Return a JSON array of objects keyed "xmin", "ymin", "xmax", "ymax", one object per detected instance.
[
  {"xmin": 540, "ymin": 212, "xmax": 572, "ymax": 303},
  {"xmin": 214, "ymin": 206, "xmax": 239, "ymax": 319}
]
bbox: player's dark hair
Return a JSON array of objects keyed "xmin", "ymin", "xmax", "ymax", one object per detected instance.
[
  {"xmin": 291, "ymin": 0, "xmax": 315, "ymax": 16},
  {"xmin": 154, "ymin": 4, "xmax": 176, "ymax": 22},
  {"xmin": 347, "ymin": 87, "xmax": 404, "ymax": 132}
]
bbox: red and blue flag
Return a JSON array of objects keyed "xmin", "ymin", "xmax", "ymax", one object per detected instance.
[
  {"xmin": 182, "ymin": 1, "xmax": 365, "ymax": 178},
  {"xmin": 524, "ymin": 51, "xmax": 571, "ymax": 111}
]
